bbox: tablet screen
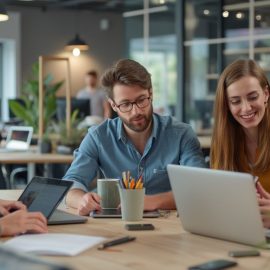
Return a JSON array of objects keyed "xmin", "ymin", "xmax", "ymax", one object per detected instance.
[
  {"xmin": 18, "ymin": 177, "xmax": 73, "ymax": 219},
  {"xmin": 90, "ymin": 209, "xmax": 160, "ymax": 218}
]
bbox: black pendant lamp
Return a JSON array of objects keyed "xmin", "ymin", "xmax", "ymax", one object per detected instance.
[{"xmin": 65, "ymin": 34, "xmax": 89, "ymax": 57}]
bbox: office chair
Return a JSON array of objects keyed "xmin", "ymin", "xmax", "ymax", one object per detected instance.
[{"xmin": 10, "ymin": 167, "xmax": 28, "ymax": 189}]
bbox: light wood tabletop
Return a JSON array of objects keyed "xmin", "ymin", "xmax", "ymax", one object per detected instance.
[
  {"xmin": 1, "ymin": 190, "xmax": 270, "ymax": 270},
  {"xmin": 0, "ymin": 152, "xmax": 74, "ymax": 185},
  {"xmin": 0, "ymin": 152, "xmax": 73, "ymax": 164}
]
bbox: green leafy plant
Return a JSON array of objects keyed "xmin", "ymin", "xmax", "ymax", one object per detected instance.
[
  {"xmin": 9, "ymin": 62, "xmax": 63, "ymax": 133},
  {"xmin": 53, "ymin": 110, "xmax": 87, "ymax": 147}
]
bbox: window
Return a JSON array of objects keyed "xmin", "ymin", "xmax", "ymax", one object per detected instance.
[
  {"xmin": 124, "ymin": 0, "xmax": 177, "ymax": 117},
  {"xmin": 0, "ymin": 43, "xmax": 2, "ymax": 120},
  {"xmin": 183, "ymin": 0, "xmax": 270, "ymax": 134}
]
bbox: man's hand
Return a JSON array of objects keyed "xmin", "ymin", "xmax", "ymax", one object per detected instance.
[
  {"xmin": 78, "ymin": 192, "xmax": 102, "ymax": 216},
  {"xmin": 144, "ymin": 191, "xmax": 176, "ymax": 211},
  {"xmin": 144, "ymin": 195, "xmax": 159, "ymax": 211}
]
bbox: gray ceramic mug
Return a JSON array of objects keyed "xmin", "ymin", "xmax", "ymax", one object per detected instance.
[{"xmin": 97, "ymin": 179, "xmax": 120, "ymax": 209}]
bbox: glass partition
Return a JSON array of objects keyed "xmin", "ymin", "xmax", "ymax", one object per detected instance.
[
  {"xmin": 125, "ymin": 1, "xmax": 177, "ymax": 117},
  {"xmin": 183, "ymin": 0, "xmax": 270, "ymax": 135}
]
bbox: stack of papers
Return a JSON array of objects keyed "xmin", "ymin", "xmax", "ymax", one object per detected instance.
[{"xmin": 4, "ymin": 233, "xmax": 106, "ymax": 256}]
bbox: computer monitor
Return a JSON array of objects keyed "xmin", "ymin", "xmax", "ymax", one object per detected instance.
[{"xmin": 56, "ymin": 98, "xmax": 91, "ymax": 121}]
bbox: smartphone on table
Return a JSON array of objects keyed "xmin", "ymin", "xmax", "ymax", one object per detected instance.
[{"xmin": 125, "ymin": 223, "xmax": 155, "ymax": 231}]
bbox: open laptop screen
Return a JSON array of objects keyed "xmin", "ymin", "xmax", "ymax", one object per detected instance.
[
  {"xmin": 6, "ymin": 126, "xmax": 33, "ymax": 150},
  {"xmin": 10, "ymin": 130, "xmax": 30, "ymax": 142},
  {"xmin": 18, "ymin": 177, "xmax": 73, "ymax": 219}
]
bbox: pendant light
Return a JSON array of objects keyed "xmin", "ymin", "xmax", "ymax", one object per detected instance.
[
  {"xmin": 0, "ymin": 5, "xmax": 9, "ymax": 22},
  {"xmin": 65, "ymin": 34, "xmax": 89, "ymax": 57}
]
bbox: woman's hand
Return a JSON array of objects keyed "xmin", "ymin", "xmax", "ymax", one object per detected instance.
[
  {"xmin": 257, "ymin": 182, "xmax": 270, "ymax": 228},
  {"xmin": 0, "ymin": 210, "xmax": 48, "ymax": 236},
  {"xmin": 0, "ymin": 199, "xmax": 26, "ymax": 216}
]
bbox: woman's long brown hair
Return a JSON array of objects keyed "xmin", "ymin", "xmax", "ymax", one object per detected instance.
[{"xmin": 210, "ymin": 59, "xmax": 270, "ymax": 172}]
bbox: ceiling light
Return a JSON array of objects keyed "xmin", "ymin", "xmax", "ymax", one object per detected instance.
[
  {"xmin": 236, "ymin": 12, "xmax": 244, "ymax": 19},
  {"xmin": 0, "ymin": 5, "xmax": 9, "ymax": 22},
  {"xmin": 65, "ymin": 34, "xmax": 89, "ymax": 56},
  {"xmin": 256, "ymin": 14, "xmax": 262, "ymax": 21},
  {"xmin": 203, "ymin": 9, "xmax": 210, "ymax": 16},
  {"xmin": 222, "ymin": 11, "xmax": 229, "ymax": 18},
  {"xmin": 72, "ymin": 48, "xmax": 80, "ymax": 57}
]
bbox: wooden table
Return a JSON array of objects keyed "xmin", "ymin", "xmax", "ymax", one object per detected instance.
[
  {"xmin": 1, "ymin": 190, "xmax": 270, "ymax": 270},
  {"xmin": 0, "ymin": 152, "xmax": 73, "ymax": 187}
]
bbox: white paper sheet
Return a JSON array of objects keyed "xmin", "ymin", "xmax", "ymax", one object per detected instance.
[{"xmin": 4, "ymin": 233, "xmax": 106, "ymax": 256}]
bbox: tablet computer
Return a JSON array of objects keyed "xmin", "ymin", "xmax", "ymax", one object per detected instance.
[
  {"xmin": 90, "ymin": 208, "xmax": 160, "ymax": 218},
  {"xmin": 18, "ymin": 176, "xmax": 87, "ymax": 225}
]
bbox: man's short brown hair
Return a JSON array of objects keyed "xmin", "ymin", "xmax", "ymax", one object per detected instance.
[
  {"xmin": 101, "ymin": 59, "xmax": 152, "ymax": 98},
  {"xmin": 86, "ymin": 70, "xmax": 98, "ymax": 78}
]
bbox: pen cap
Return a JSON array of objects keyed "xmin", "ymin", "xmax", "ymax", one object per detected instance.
[{"xmin": 119, "ymin": 188, "xmax": 145, "ymax": 221}]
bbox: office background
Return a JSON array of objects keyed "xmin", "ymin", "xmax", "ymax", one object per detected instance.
[{"xmin": 0, "ymin": 0, "xmax": 269, "ymax": 133}]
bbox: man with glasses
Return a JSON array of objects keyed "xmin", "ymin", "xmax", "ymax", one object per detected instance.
[{"xmin": 64, "ymin": 59, "xmax": 206, "ymax": 215}]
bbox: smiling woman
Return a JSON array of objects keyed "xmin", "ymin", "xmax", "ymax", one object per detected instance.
[
  {"xmin": 227, "ymin": 76, "xmax": 269, "ymax": 132},
  {"xmin": 210, "ymin": 59, "xmax": 270, "ymax": 192}
]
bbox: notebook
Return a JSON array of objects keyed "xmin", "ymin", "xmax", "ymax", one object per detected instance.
[
  {"xmin": 0, "ymin": 126, "xmax": 33, "ymax": 152},
  {"xmin": 90, "ymin": 208, "xmax": 160, "ymax": 218},
  {"xmin": 18, "ymin": 176, "xmax": 87, "ymax": 225},
  {"xmin": 167, "ymin": 164, "xmax": 270, "ymax": 248}
]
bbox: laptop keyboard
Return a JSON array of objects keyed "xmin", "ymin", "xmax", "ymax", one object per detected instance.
[{"xmin": 0, "ymin": 246, "xmax": 72, "ymax": 270}]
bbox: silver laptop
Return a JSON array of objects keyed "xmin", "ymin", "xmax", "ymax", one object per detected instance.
[
  {"xmin": 0, "ymin": 126, "xmax": 33, "ymax": 152},
  {"xmin": 167, "ymin": 164, "xmax": 270, "ymax": 248}
]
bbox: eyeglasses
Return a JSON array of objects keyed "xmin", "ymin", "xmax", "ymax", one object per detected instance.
[{"xmin": 114, "ymin": 96, "xmax": 151, "ymax": 113}]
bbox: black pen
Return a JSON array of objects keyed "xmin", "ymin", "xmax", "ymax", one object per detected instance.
[{"xmin": 97, "ymin": 236, "xmax": 136, "ymax": 250}]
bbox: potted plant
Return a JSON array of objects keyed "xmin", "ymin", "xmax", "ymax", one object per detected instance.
[
  {"xmin": 38, "ymin": 130, "xmax": 52, "ymax": 153},
  {"xmin": 53, "ymin": 110, "xmax": 87, "ymax": 155},
  {"xmin": 9, "ymin": 62, "xmax": 64, "ymax": 134}
]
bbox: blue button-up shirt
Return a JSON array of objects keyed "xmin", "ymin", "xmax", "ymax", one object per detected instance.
[{"xmin": 63, "ymin": 114, "xmax": 206, "ymax": 194}]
